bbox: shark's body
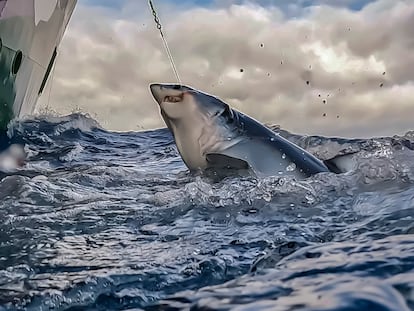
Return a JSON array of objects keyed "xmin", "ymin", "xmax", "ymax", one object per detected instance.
[{"xmin": 150, "ymin": 83, "xmax": 350, "ymax": 179}]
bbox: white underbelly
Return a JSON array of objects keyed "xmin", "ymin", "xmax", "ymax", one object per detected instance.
[{"xmin": 174, "ymin": 127, "xmax": 207, "ymax": 170}]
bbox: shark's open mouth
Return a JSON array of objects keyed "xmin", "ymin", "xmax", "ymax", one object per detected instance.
[{"xmin": 163, "ymin": 95, "xmax": 183, "ymax": 103}]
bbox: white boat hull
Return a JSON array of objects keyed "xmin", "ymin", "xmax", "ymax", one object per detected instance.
[{"xmin": 0, "ymin": 0, "xmax": 76, "ymax": 131}]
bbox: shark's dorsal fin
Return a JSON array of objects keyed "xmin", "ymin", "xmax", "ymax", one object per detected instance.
[{"xmin": 206, "ymin": 153, "xmax": 249, "ymax": 170}]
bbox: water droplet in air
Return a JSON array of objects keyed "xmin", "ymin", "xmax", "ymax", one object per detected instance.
[
  {"xmin": 286, "ymin": 163, "xmax": 296, "ymax": 172},
  {"xmin": 282, "ymin": 153, "xmax": 286, "ymax": 159}
]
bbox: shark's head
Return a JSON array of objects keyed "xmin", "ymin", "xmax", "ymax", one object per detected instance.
[
  {"xmin": 149, "ymin": 83, "xmax": 240, "ymax": 170},
  {"xmin": 149, "ymin": 83, "xmax": 232, "ymax": 122}
]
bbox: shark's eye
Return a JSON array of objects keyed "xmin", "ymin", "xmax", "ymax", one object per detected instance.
[{"xmin": 164, "ymin": 95, "xmax": 182, "ymax": 103}]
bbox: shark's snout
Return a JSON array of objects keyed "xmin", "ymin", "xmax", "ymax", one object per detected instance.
[{"xmin": 150, "ymin": 83, "xmax": 163, "ymax": 104}]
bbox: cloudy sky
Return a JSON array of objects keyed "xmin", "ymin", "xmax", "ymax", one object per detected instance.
[{"xmin": 37, "ymin": 0, "xmax": 414, "ymax": 138}]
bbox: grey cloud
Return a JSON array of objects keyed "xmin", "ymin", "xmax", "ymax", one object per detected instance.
[{"xmin": 37, "ymin": 0, "xmax": 414, "ymax": 138}]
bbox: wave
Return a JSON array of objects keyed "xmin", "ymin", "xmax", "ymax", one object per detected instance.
[{"xmin": 1, "ymin": 113, "xmax": 414, "ymax": 310}]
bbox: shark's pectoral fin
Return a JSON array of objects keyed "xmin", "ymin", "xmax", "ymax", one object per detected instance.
[
  {"xmin": 206, "ymin": 153, "xmax": 249, "ymax": 170},
  {"xmin": 323, "ymin": 158, "xmax": 342, "ymax": 174},
  {"xmin": 324, "ymin": 152, "xmax": 359, "ymax": 174}
]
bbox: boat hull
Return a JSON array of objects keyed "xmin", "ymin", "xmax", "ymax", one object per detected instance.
[{"xmin": 0, "ymin": 0, "xmax": 76, "ymax": 131}]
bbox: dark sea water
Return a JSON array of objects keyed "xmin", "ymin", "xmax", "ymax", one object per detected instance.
[{"xmin": 1, "ymin": 113, "xmax": 414, "ymax": 311}]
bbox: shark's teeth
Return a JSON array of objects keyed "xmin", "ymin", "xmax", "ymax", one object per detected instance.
[{"xmin": 164, "ymin": 95, "xmax": 182, "ymax": 103}]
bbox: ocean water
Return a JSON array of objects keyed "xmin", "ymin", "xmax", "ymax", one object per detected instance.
[{"xmin": 1, "ymin": 113, "xmax": 414, "ymax": 311}]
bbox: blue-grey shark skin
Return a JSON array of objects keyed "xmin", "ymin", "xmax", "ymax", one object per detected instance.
[{"xmin": 149, "ymin": 83, "xmax": 331, "ymax": 179}]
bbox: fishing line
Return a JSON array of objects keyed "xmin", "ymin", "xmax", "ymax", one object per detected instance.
[{"xmin": 148, "ymin": 0, "xmax": 182, "ymax": 84}]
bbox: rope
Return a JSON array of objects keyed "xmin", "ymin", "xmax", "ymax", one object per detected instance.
[{"xmin": 148, "ymin": 0, "xmax": 182, "ymax": 84}]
